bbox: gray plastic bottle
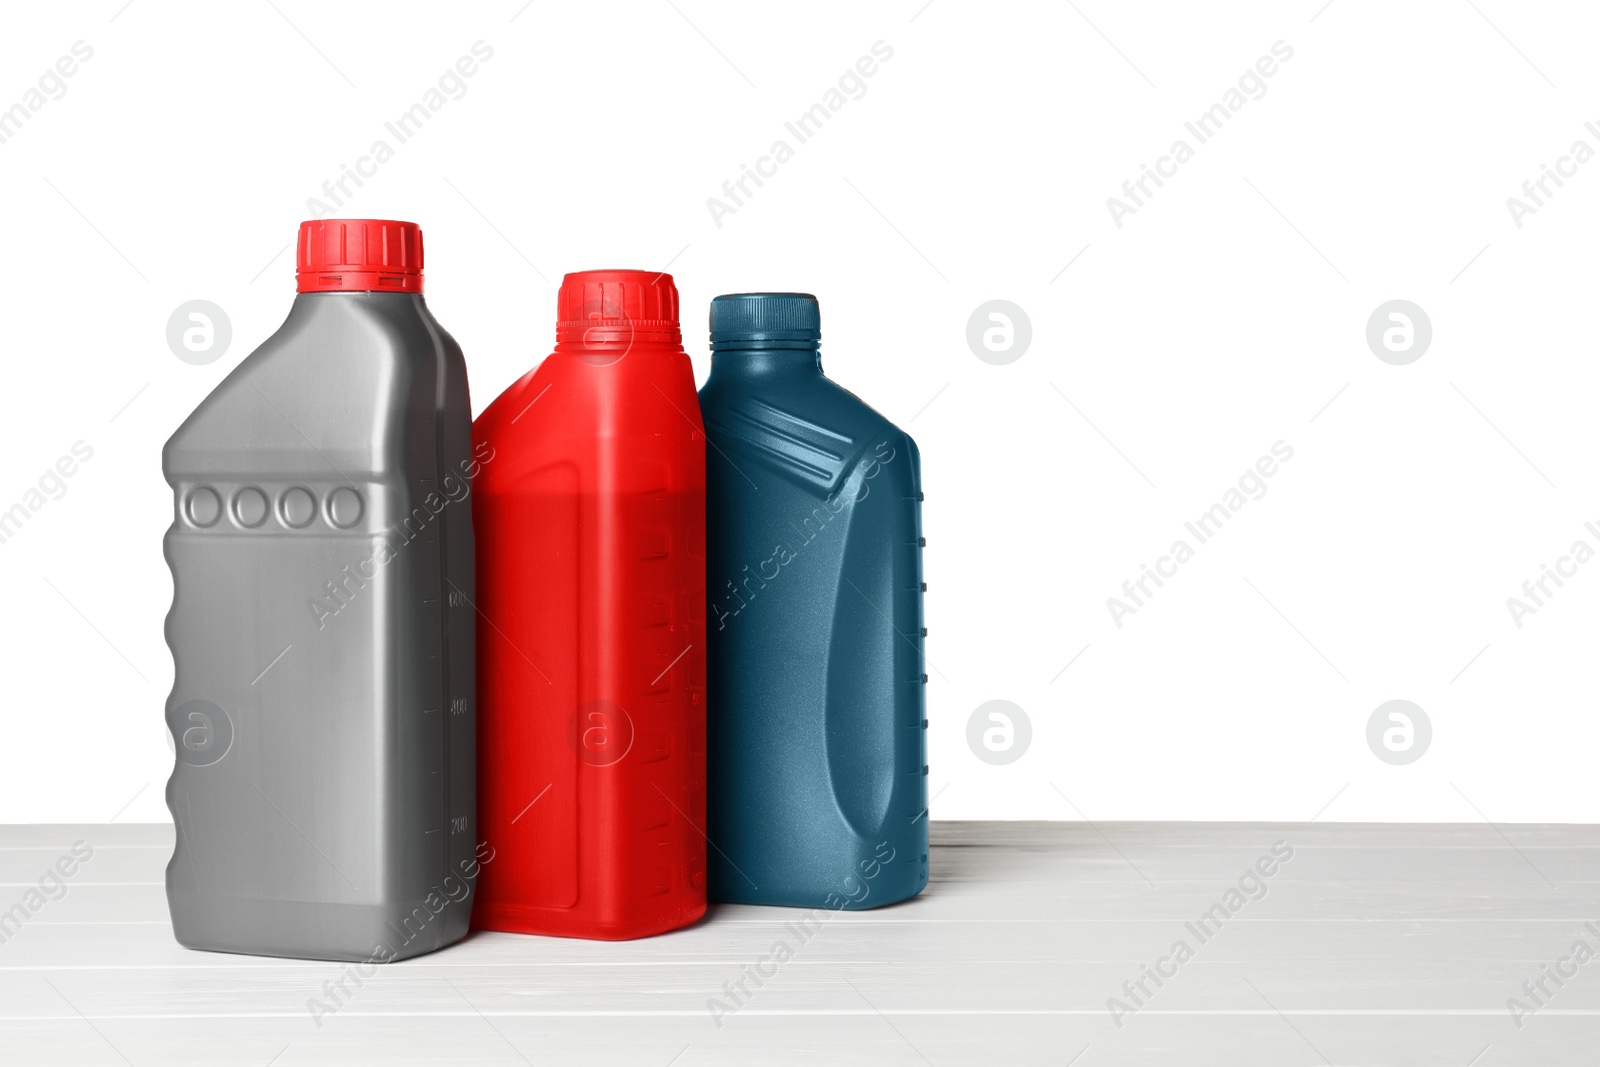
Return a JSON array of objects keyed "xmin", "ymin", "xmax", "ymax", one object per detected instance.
[{"xmin": 163, "ymin": 220, "xmax": 479, "ymax": 962}]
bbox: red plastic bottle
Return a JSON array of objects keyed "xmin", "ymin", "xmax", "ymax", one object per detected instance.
[{"xmin": 472, "ymin": 270, "xmax": 707, "ymax": 939}]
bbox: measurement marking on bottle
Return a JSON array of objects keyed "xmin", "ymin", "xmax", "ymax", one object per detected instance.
[
  {"xmin": 449, "ymin": 815, "xmax": 468, "ymax": 834},
  {"xmin": 649, "ymin": 643, "xmax": 693, "ymax": 686},
  {"xmin": 450, "ymin": 697, "xmax": 467, "ymax": 715}
]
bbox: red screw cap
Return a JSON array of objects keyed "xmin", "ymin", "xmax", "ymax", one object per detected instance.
[
  {"xmin": 296, "ymin": 219, "xmax": 423, "ymax": 294},
  {"xmin": 556, "ymin": 270, "xmax": 681, "ymax": 347}
]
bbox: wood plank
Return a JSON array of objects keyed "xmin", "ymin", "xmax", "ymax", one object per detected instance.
[{"xmin": 1, "ymin": 821, "xmax": 1593, "ymax": 1064}]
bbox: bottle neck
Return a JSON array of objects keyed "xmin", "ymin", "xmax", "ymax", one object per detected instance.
[
  {"xmin": 709, "ymin": 343, "xmax": 823, "ymax": 377},
  {"xmin": 292, "ymin": 290, "xmax": 424, "ymax": 307}
]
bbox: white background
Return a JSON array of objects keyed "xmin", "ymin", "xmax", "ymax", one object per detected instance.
[{"xmin": 2, "ymin": 0, "xmax": 1596, "ymax": 825}]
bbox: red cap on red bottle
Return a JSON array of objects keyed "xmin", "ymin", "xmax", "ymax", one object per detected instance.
[
  {"xmin": 297, "ymin": 219, "xmax": 423, "ymax": 294},
  {"xmin": 556, "ymin": 270, "xmax": 680, "ymax": 347}
]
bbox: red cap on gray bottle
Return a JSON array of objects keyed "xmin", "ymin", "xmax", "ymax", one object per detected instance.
[{"xmin": 297, "ymin": 219, "xmax": 423, "ymax": 294}]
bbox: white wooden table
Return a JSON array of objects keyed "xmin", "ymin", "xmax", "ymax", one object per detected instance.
[{"xmin": 1, "ymin": 821, "xmax": 1593, "ymax": 1065}]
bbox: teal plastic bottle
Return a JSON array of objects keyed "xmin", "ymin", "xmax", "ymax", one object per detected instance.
[{"xmin": 700, "ymin": 293, "xmax": 927, "ymax": 909}]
